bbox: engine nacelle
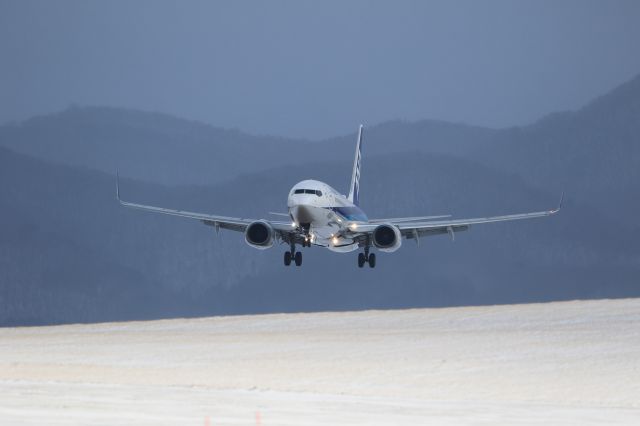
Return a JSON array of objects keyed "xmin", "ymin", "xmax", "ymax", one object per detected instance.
[
  {"xmin": 244, "ymin": 220, "xmax": 275, "ymax": 250},
  {"xmin": 372, "ymin": 223, "xmax": 402, "ymax": 253}
]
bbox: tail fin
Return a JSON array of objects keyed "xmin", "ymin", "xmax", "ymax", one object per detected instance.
[{"xmin": 348, "ymin": 124, "xmax": 363, "ymax": 206}]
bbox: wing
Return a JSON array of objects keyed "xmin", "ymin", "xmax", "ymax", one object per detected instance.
[
  {"xmin": 116, "ymin": 173, "xmax": 293, "ymax": 234},
  {"xmin": 354, "ymin": 193, "xmax": 563, "ymax": 240},
  {"xmin": 368, "ymin": 214, "xmax": 451, "ymax": 223}
]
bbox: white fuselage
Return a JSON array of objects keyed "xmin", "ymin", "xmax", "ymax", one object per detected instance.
[{"xmin": 287, "ymin": 180, "xmax": 368, "ymax": 252}]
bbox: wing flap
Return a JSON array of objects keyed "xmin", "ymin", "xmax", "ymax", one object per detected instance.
[
  {"xmin": 351, "ymin": 193, "xmax": 562, "ymax": 239},
  {"xmin": 119, "ymin": 198, "xmax": 251, "ymax": 230},
  {"xmin": 397, "ymin": 207, "xmax": 559, "ymax": 231},
  {"xmin": 368, "ymin": 214, "xmax": 451, "ymax": 224}
]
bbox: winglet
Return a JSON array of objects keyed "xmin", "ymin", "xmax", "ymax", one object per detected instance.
[
  {"xmin": 551, "ymin": 191, "xmax": 564, "ymax": 214},
  {"xmin": 116, "ymin": 170, "xmax": 121, "ymax": 202}
]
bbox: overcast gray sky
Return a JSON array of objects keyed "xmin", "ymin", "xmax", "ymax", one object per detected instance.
[{"xmin": 1, "ymin": 0, "xmax": 639, "ymax": 139}]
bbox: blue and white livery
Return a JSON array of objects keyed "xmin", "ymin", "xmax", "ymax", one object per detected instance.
[
  {"xmin": 348, "ymin": 124, "xmax": 363, "ymax": 206},
  {"xmin": 117, "ymin": 125, "xmax": 562, "ymax": 268}
]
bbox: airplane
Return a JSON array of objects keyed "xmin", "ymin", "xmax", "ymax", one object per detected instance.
[{"xmin": 117, "ymin": 125, "xmax": 562, "ymax": 268}]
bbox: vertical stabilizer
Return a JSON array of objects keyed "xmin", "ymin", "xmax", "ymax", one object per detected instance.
[{"xmin": 348, "ymin": 125, "xmax": 364, "ymax": 206}]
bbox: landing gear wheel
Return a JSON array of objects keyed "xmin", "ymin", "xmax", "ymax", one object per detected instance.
[
  {"xmin": 368, "ymin": 253, "xmax": 376, "ymax": 268},
  {"xmin": 358, "ymin": 253, "xmax": 366, "ymax": 268},
  {"xmin": 294, "ymin": 251, "xmax": 303, "ymax": 266},
  {"xmin": 284, "ymin": 251, "xmax": 292, "ymax": 266}
]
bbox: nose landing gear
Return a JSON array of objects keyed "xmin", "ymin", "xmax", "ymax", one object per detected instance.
[{"xmin": 300, "ymin": 224, "xmax": 313, "ymax": 248}]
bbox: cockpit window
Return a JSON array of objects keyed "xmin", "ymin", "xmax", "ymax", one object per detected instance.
[{"xmin": 294, "ymin": 189, "xmax": 322, "ymax": 196}]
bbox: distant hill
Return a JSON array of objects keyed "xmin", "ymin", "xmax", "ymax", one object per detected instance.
[
  {"xmin": 0, "ymin": 106, "xmax": 308, "ymax": 185},
  {"xmin": 472, "ymin": 73, "xmax": 640, "ymax": 224},
  {"xmin": 0, "ymin": 106, "xmax": 499, "ymax": 186}
]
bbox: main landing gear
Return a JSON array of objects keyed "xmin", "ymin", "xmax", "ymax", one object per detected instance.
[
  {"xmin": 284, "ymin": 242, "xmax": 302, "ymax": 267},
  {"xmin": 358, "ymin": 246, "xmax": 376, "ymax": 268}
]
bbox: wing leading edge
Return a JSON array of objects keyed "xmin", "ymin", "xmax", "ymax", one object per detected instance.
[{"xmin": 115, "ymin": 173, "xmax": 292, "ymax": 233}]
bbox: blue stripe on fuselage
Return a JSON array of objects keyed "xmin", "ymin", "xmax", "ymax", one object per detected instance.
[{"xmin": 329, "ymin": 206, "xmax": 368, "ymax": 222}]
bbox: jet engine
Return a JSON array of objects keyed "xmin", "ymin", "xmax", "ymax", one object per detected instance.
[
  {"xmin": 244, "ymin": 221, "xmax": 275, "ymax": 249},
  {"xmin": 372, "ymin": 223, "xmax": 402, "ymax": 252}
]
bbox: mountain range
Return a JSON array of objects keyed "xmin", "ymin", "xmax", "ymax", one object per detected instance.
[{"xmin": 1, "ymin": 74, "xmax": 639, "ymax": 326}]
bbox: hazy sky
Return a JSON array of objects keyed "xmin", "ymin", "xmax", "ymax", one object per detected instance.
[{"xmin": 1, "ymin": 0, "xmax": 640, "ymax": 139}]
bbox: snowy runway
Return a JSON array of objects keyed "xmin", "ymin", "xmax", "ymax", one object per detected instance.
[{"xmin": 1, "ymin": 299, "xmax": 639, "ymax": 424}]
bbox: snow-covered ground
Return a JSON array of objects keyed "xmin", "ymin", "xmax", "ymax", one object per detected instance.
[{"xmin": 1, "ymin": 299, "xmax": 639, "ymax": 425}]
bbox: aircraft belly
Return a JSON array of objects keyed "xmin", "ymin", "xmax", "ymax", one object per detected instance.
[
  {"xmin": 326, "ymin": 243, "xmax": 359, "ymax": 253},
  {"xmin": 313, "ymin": 225, "xmax": 358, "ymax": 252},
  {"xmin": 291, "ymin": 204, "xmax": 359, "ymax": 252}
]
